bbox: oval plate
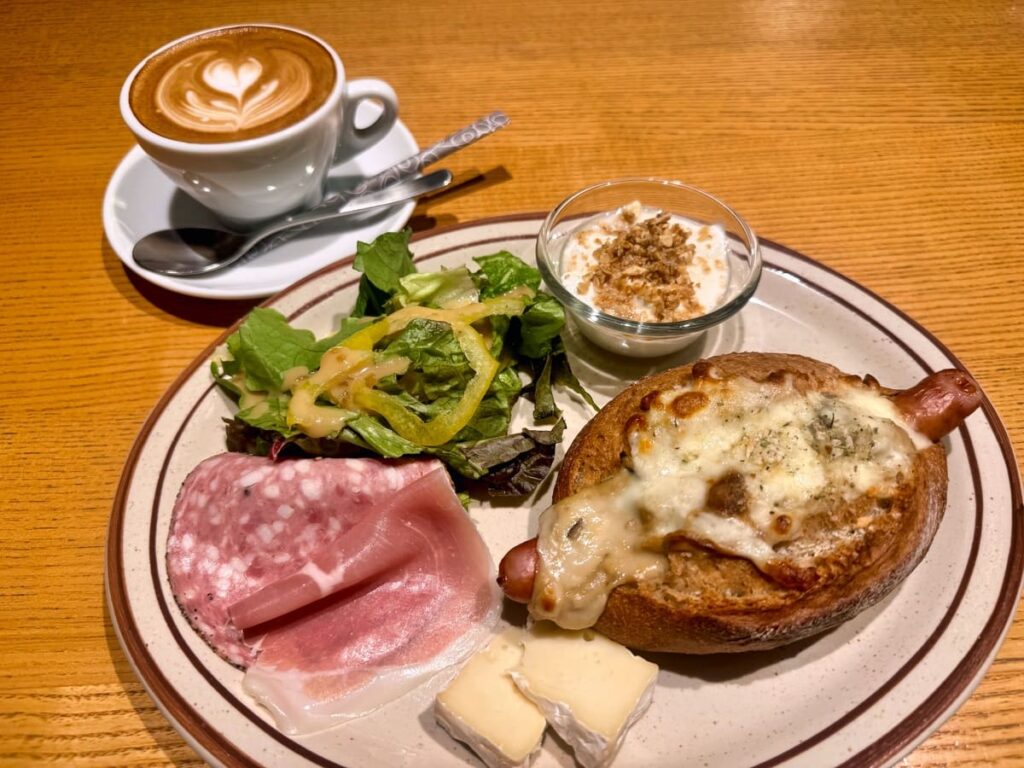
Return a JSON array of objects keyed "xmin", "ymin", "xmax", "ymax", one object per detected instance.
[{"xmin": 107, "ymin": 214, "xmax": 1022, "ymax": 768}]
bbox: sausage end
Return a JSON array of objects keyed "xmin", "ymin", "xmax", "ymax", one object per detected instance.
[{"xmin": 497, "ymin": 537, "xmax": 538, "ymax": 603}]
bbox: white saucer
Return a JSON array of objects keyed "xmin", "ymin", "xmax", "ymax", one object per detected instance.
[{"xmin": 102, "ymin": 115, "xmax": 419, "ymax": 300}]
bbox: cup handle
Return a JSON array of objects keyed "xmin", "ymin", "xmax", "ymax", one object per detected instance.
[{"xmin": 338, "ymin": 78, "xmax": 399, "ymax": 160}]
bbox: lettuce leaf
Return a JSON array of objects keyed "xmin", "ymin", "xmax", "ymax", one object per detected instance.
[
  {"xmin": 236, "ymin": 396, "xmax": 296, "ymax": 436},
  {"xmin": 376, "ymin": 319, "xmax": 523, "ymax": 441},
  {"xmin": 352, "ymin": 229, "xmax": 416, "ymax": 317},
  {"xmin": 221, "ymin": 308, "xmax": 356, "ymax": 392},
  {"xmin": 395, "ymin": 267, "xmax": 478, "ymax": 308},
  {"xmin": 461, "ymin": 420, "xmax": 565, "ymax": 497},
  {"xmin": 345, "ymin": 414, "xmax": 423, "ymax": 457},
  {"xmin": 213, "ymin": 310, "xmax": 368, "ymax": 437},
  {"xmin": 458, "ymin": 366, "xmax": 522, "ymax": 441},
  {"xmin": 516, "ymin": 293, "xmax": 564, "ymax": 359},
  {"xmin": 530, "ymin": 351, "xmax": 559, "ymax": 420},
  {"xmin": 379, "ymin": 318, "xmax": 474, "ymax": 402},
  {"xmin": 526, "ymin": 338, "xmax": 599, "ymax": 421},
  {"xmin": 553, "ymin": 343, "xmax": 599, "ymax": 411},
  {"xmin": 223, "ymin": 313, "xmax": 298, "ymax": 378},
  {"xmin": 473, "ymin": 251, "xmax": 542, "ymax": 298}
]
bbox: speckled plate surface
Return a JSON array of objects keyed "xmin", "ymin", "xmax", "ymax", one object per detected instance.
[{"xmin": 106, "ymin": 214, "xmax": 1022, "ymax": 768}]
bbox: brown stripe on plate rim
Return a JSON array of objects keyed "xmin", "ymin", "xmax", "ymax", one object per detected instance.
[
  {"xmin": 120, "ymin": 241, "xmax": 522, "ymax": 767},
  {"xmin": 105, "ymin": 215, "xmax": 1020, "ymax": 768},
  {"xmin": 105, "ymin": 227, "xmax": 522, "ymax": 767},
  {"xmin": 124, "ymin": 227, "xmax": 1007, "ymax": 767},
  {"xmin": 766, "ymin": 239, "xmax": 1024, "ymax": 767}
]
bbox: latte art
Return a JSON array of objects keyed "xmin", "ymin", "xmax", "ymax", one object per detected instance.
[
  {"xmin": 130, "ymin": 26, "xmax": 336, "ymax": 143},
  {"xmin": 157, "ymin": 50, "xmax": 316, "ymax": 135}
]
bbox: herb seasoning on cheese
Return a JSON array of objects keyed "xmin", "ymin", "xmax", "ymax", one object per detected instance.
[
  {"xmin": 560, "ymin": 201, "xmax": 729, "ymax": 323},
  {"xmin": 531, "ymin": 372, "xmax": 931, "ymax": 630}
]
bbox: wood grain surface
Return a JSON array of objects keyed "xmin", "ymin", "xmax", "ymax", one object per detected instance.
[{"xmin": 1, "ymin": 0, "xmax": 1021, "ymax": 765}]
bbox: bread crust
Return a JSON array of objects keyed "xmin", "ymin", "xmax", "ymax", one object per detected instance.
[{"xmin": 552, "ymin": 352, "xmax": 948, "ymax": 653}]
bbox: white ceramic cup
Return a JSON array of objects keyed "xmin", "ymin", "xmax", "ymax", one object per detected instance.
[{"xmin": 119, "ymin": 24, "xmax": 398, "ymax": 229}]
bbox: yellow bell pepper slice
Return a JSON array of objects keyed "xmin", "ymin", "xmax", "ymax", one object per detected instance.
[
  {"xmin": 339, "ymin": 288, "xmax": 532, "ymax": 351},
  {"xmin": 351, "ymin": 319, "xmax": 499, "ymax": 446},
  {"xmin": 287, "ymin": 347, "xmax": 409, "ymax": 438},
  {"xmin": 290, "ymin": 288, "xmax": 530, "ymax": 444}
]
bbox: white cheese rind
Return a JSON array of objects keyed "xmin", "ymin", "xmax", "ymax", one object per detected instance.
[
  {"xmin": 434, "ymin": 629, "xmax": 546, "ymax": 768},
  {"xmin": 510, "ymin": 624, "xmax": 658, "ymax": 768}
]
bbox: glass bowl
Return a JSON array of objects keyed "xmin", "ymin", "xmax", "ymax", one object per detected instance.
[{"xmin": 536, "ymin": 179, "xmax": 761, "ymax": 358}]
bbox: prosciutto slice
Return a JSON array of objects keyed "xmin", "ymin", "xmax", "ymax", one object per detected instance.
[
  {"xmin": 243, "ymin": 468, "xmax": 500, "ymax": 733},
  {"xmin": 166, "ymin": 454, "xmax": 499, "ymax": 734},
  {"xmin": 229, "ymin": 498, "xmax": 423, "ymax": 631}
]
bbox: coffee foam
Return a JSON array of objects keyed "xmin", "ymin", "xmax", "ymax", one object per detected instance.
[{"xmin": 130, "ymin": 26, "xmax": 336, "ymax": 143}]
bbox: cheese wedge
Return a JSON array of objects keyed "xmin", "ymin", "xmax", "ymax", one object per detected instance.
[
  {"xmin": 435, "ymin": 628, "xmax": 546, "ymax": 768},
  {"xmin": 510, "ymin": 623, "xmax": 658, "ymax": 768}
]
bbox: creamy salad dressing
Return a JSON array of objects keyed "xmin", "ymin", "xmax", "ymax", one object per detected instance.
[
  {"xmin": 560, "ymin": 201, "xmax": 730, "ymax": 322},
  {"xmin": 531, "ymin": 376, "xmax": 929, "ymax": 630}
]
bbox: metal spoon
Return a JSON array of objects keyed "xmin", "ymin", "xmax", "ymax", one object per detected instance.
[
  {"xmin": 133, "ymin": 169, "xmax": 453, "ymax": 277},
  {"xmin": 220, "ymin": 111, "xmax": 509, "ymax": 267}
]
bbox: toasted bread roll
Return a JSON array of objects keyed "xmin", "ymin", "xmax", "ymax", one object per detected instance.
[{"xmin": 524, "ymin": 352, "xmax": 977, "ymax": 654}]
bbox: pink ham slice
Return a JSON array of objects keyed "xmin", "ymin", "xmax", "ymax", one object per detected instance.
[
  {"xmin": 242, "ymin": 467, "xmax": 500, "ymax": 733},
  {"xmin": 228, "ymin": 497, "xmax": 422, "ymax": 631},
  {"xmin": 166, "ymin": 453, "xmax": 500, "ymax": 734}
]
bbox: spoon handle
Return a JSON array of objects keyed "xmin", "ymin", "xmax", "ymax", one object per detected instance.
[
  {"xmin": 241, "ymin": 170, "xmax": 454, "ymax": 252},
  {"xmin": 245, "ymin": 111, "xmax": 509, "ymax": 259},
  {"xmin": 340, "ymin": 110, "xmax": 509, "ymax": 199}
]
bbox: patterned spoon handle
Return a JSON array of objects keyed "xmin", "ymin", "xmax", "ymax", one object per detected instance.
[
  {"xmin": 343, "ymin": 109, "xmax": 510, "ymax": 198},
  {"xmin": 247, "ymin": 110, "xmax": 510, "ymax": 260}
]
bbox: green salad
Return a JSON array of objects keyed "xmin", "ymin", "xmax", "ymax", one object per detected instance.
[{"xmin": 212, "ymin": 230, "xmax": 596, "ymax": 496}]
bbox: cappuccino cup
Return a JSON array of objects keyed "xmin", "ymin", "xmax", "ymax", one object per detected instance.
[{"xmin": 120, "ymin": 24, "xmax": 398, "ymax": 228}]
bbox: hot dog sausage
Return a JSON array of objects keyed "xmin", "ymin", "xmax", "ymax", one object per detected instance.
[
  {"xmin": 497, "ymin": 370, "xmax": 983, "ymax": 602},
  {"xmin": 889, "ymin": 369, "xmax": 981, "ymax": 442},
  {"xmin": 496, "ymin": 537, "xmax": 538, "ymax": 603}
]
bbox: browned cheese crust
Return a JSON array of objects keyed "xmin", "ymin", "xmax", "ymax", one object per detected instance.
[{"xmin": 552, "ymin": 352, "xmax": 948, "ymax": 653}]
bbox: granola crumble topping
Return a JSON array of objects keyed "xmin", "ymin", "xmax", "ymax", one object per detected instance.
[{"xmin": 580, "ymin": 212, "xmax": 702, "ymax": 322}]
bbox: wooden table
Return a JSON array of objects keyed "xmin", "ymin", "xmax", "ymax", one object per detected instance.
[{"xmin": 2, "ymin": 1, "xmax": 1021, "ymax": 765}]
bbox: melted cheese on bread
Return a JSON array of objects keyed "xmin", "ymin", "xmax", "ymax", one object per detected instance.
[{"xmin": 532, "ymin": 373, "xmax": 930, "ymax": 630}]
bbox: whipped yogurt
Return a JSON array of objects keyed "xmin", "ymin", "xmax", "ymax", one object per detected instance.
[{"xmin": 561, "ymin": 201, "xmax": 730, "ymax": 323}]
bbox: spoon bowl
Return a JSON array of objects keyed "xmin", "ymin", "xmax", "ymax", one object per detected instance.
[
  {"xmin": 132, "ymin": 169, "xmax": 452, "ymax": 277},
  {"xmin": 134, "ymin": 229, "xmax": 249, "ymax": 276}
]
